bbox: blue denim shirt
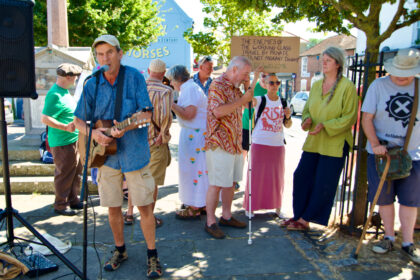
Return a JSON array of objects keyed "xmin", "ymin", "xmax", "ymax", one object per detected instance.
[
  {"xmin": 193, "ymin": 72, "xmax": 213, "ymax": 96},
  {"xmin": 74, "ymin": 65, "xmax": 152, "ymax": 173}
]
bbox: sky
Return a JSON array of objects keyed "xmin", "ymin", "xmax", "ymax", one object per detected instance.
[{"xmin": 173, "ymin": 0, "xmax": 355, "ymax": 41}]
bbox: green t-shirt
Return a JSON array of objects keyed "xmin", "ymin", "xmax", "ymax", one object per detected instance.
[
  {"xmin": 242, "ymin": 81, "xmax": 267, "ymax": 130},
  {"xmin": 42, "ymin": 84, "xmax": 78, "ymax": 147}
]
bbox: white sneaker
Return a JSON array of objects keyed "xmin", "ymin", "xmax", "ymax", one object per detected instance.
[{"xmin": 245, "ymin": 211, "xmax": 254, "ymax": 218}]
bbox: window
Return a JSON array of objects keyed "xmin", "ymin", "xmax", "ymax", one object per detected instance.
[
  {"xmin": 414, "ymin": 21, "xmax": 420, "ymax": 45},
  {"xmin": 301, "ymin": 79, "xmax": 307, "ymax": 91},
  {"xmin": 301, "ymin": 57, "xmax": 308, "ymax": 75}
]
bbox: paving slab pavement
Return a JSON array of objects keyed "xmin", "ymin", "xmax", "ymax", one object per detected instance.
[{"xmin": 0, "ymin": 118, "xmax": 419, "ymax": 279}]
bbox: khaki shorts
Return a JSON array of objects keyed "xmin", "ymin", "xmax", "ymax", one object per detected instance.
[
  {"xmin": 97, "ymin": 165, "xmax": 155, "ymax": 207},
  {"xmin": 206, "ymin": 148, "xmax": 244, "ymax": 187},
  {"xmin": 148, "ymin": 144, "xmax": 170, "ymax": 186}
]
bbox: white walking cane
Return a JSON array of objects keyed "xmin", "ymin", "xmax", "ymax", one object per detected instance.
[{"xmin": 247, "ymin": 101, "xmax": 253, "ymax": 245}]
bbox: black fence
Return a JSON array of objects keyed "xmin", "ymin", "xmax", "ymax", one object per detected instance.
[{"xmin": 331, "ymin": 51, "xmax": 397, "ymax": 234}]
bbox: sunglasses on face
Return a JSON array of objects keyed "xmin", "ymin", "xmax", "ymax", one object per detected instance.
[{"xmin": 268, "ymin": 81, "xmax": 281, "ymax": 86}]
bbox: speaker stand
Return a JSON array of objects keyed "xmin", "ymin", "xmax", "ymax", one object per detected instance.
[{"xmin": 0, "ymin": 98, "xmax": 85, "ymax": 279}]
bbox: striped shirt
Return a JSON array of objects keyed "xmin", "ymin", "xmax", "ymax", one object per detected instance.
[
  {"xmin": 205, "ymin": 73, "xmax": 243, "ymax": 154},
  {"xmin": 146, "ymin": 78, "xmax": 173, "ymax": 146}
]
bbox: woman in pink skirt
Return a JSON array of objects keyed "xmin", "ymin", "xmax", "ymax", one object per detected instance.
[{"xmin": 243, "ymin": 73, "xmax": 292, "ymax": 216}]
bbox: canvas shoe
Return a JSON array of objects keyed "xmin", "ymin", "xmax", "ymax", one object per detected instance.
[
  {"xmin": 401, "ymin": 244, "xmax": 420, "ymax": 265},
  {"xmin": 372, "ymin": 237, "xmax": 394, "ymax": 254}
]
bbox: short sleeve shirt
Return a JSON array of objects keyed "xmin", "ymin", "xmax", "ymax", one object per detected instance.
[
  {"xmin": 361, "ymin": 76, "xmax": 420, "ymax": 160},
  {"xmin": 74, "ymin": 65, "xmax": 153, "ymax": 172},
  {"xmin": 177, "ymin": 79, "xmax": 207, "ymax": 129},
  {"xmin": 205, "ymin": 73, "xmax": 243, "ymax": 154},
  {"xmin": 42, "ymin": 84, "xmax": 78, "ymax": 147},
  {"xmin": 193, "ymin": 72, "xmax": 213, "ymax": 96}
]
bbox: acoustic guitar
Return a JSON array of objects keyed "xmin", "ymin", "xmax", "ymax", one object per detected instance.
[{"xmin": 79, "ymin": 110, "xmax": 151, "ymax": 168}]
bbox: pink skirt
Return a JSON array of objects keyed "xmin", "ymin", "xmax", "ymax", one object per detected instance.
[{"xmin": 243, "ymin": 143, "xmax": 285, "ymax": 211}]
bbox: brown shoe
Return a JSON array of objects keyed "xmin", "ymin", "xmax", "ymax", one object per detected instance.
[
  {"xmin": 204, "ymin": 223, "xmax": 226, "ymax": 239},
  {"xmin": 219, "ymin": 216, "xmax": 246, "ymax": 228}
]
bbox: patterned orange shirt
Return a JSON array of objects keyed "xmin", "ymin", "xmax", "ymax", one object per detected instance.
[
  {"xmin": 146, "ymin": 78, "xmax": 173, "ymax": 146},
  {"xmin": 205, "ymin": 73, "xmax": 243, "ymax": 154}
]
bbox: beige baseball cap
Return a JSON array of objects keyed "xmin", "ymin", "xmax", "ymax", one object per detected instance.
[
  {"xmin": 56, "ymin": 63, "xmax": 82, "ymax": 77},
  {"xmin": 92, "ymin": 34, "xmax": 120, "ymax": 49},
  {"xmin": 149, "ymin": 59, "xmax": 166, "ymax": 73}
]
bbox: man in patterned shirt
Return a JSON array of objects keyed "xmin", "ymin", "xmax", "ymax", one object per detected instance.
[
  {"xmin": 204, "ymin": 56, "xmax": 261, "ymax": 239},
  {"xmin": 146, "ymin": 59, "xmax": 173, "ymax": 226},
  {"xmin": 193, "ymin": 56, "xmax": 213, "ymax": 96}
]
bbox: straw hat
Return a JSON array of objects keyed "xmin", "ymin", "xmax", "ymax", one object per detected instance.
[{"xmin": 384, "ymin": 48, "xmax": 420, "ymax": 77}]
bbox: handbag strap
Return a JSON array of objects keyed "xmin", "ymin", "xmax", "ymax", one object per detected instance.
[
  {"xmin": 114, "ymin": 65, "xmax": 126, "ymax": 121},
  {"xmin": 404, "ymin": 78, "xmax": 418, "ymax": 151}
]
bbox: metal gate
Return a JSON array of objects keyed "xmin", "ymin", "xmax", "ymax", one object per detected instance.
[{"xmin": 332, "ymin": 51, "xmax": 396, "ymax": 233}]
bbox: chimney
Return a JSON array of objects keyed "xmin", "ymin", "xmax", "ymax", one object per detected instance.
[{"xmin": 47, "ymin": 0, "xmax": 69, "ymax": 47}]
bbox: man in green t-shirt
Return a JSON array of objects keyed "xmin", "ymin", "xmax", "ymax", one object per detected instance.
[{"xmin": 41, "ymin": 63, "xmax": 83, "ymax": 216}]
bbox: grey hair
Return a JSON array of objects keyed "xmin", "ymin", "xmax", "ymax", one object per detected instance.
[
  {"xmin": 322, "ymin": 46, "xmax": 345, "ymax": 103},
  {"xmin": 166, "ymin": 65, "xmax": 190, "ymax": 83},
  {"xmin": 227, "ymin": 56, "xmax": 252, "ymax": 71}
]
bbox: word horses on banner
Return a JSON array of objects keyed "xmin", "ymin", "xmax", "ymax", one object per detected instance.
[{"xmin": 231, "ymin": 36, "xmax": 300, "ymax": 73}]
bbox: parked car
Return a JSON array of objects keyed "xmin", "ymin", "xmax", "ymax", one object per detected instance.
[
  {"xmin": 4, "ymin": 99, "xmax": 14, "ymax": 124},
  {"xmin": 290, "ymin": 91, "xmax": 309, "ymax": 115}
]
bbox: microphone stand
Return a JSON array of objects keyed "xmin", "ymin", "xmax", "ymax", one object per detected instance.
[{"xmin": 80, "ymin": 74, "xmax": 100, "ymax": 280}]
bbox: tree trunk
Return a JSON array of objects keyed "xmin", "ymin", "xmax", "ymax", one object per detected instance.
[{"xmin": 351, "ymin": 36, "xmax": 381, "ymax": 227}]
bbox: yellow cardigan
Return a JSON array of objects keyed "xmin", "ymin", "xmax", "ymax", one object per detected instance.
[{"xmin": 301, "ymin": 77, "xmax": 358, "ymax": 158}]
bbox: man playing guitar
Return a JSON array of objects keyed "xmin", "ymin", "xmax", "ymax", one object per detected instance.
[{"xmin": 74, "ymin": 35, "xmax": 162, "ymax": 278}]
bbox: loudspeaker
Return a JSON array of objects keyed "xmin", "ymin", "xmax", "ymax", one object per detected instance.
[{"xmin": 0, "ymin": 0, "xmax": 37, "ymax": 99}]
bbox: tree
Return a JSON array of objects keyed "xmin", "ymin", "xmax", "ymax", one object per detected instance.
[
  {"xmin": 230, "ymin": 0, "xmax": 419, "ymax": 226},
  {"xmin": 33, "ymin": 0, "xmax": 164, "ymax": 50},
  {"xmin": 184, "ymin": 0, "xmax": 283, "ymax": 64}
]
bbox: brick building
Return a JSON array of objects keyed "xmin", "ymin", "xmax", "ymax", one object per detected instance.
[{"xmin": 296, "ymin": 34, "xmax": 356, "ymax": 92}]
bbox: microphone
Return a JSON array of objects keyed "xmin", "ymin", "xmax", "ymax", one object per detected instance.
[{"xmin": 85, "ymin": 65, "xmax": 109, "ymax": 80}]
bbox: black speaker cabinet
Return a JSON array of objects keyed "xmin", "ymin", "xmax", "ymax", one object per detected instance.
[{"xmin": 0, "ymin": 0, "xmax": 37, "ymax": 99}]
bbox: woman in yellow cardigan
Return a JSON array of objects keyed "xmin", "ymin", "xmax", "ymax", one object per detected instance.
[{"xmin": 283, "ymin": 46, "xmax": 358, "ymax": 230}]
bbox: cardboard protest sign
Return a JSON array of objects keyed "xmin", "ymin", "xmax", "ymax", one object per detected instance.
[{"xmin": 231, "ymin": 36, "xmax": 300, "ymax": 73}]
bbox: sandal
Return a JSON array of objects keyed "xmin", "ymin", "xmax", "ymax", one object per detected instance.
[
  {"xmin": 123, "ymin": 211, "xmax": 134, "ymax": 225},
  {"xmin": 286, "ymin": 220, "xmax": 309, "ymax": 231},
  {"xmin": 279, "ymin": 218, "xmax": 295, "ymax": 227},
  {"xmin": 122, "ymin": 187, "xmax": 129, "ymax": 200},
  {"xmin": 175, "ymin": 206, "xmax": 201, "ymax": 220}
]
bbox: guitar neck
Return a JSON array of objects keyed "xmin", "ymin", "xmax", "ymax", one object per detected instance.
[{"xmin": 104, "ymin": 118, "xmax": 133, "ymax": 136}]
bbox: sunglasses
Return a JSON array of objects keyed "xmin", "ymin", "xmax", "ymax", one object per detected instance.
[
  {"xmin": 268, "ymin": 81, "xmax": 281, "ymax": 86},
  {"xmin": 199, "ymin": 56, "xmax": 212, "ymax": 64}
]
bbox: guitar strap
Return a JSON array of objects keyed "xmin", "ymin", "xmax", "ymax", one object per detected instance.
[{"xmin": 114, "ymin": 65, "xmax": 126, "ymax": 121}]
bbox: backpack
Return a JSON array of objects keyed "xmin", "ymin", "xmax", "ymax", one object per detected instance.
[
  {"xmin": 39, "ymin": 127, "xmax": 54, "ymax": 164},
  {"xmin": 254, "ymin": 96, "xmax": 288, "ymax": 145}
]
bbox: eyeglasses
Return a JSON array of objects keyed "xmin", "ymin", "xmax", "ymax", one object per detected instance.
[{"xmin": 268, "ymin": 81, "xmax": 281, "ymax": 86}]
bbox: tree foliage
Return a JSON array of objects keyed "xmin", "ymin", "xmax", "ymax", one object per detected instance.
[
  {"xmin": 184, "ymin": 0, "xmax": 283, "ymax": 63},
  {"xmin": 33, "ymin": 0, "xmax": 164, "ymax": 50}
]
